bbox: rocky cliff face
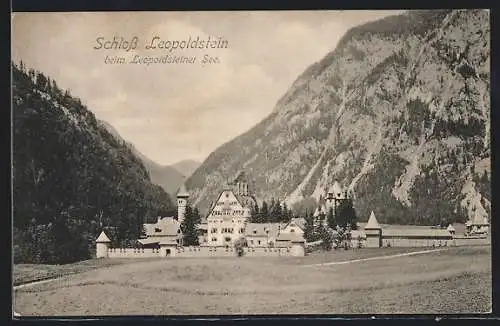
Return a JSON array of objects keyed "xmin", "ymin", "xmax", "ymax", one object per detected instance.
[{"xmin": 186, "ymin": 9, "xmax": 490, "ymax": 225}]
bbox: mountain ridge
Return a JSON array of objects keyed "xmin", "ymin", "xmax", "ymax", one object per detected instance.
[
  {"xmin": 98, "ymin": 120, "xmax": 200, "ymax": 196},
  {"xmin": 186, "ymin": 9, "xmax": 490, "ymax": 226}
]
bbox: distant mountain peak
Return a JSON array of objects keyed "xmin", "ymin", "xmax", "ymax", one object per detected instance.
[{"xmin": 186, "ymin": 9, "xmax": 490, "ymax": 225}]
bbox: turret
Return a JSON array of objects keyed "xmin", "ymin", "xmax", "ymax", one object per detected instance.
[
  {"xmin": 364, "ymin": 211, "xmax": 382, "ymax": 248},
  {"xmin": 96, "ymin": 231, "xmax": 111, "ymax": 258},
  {"xmin": 177, "ymin": 183, "xmax": 189, "ymax": 224}
]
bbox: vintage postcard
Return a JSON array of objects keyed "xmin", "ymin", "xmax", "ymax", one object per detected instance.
[{"xmin": 11, "ymin": 9, "xmax": 491, "ymax": 316}]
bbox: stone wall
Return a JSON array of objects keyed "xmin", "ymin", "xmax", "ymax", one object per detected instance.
[
  {"xmin": 381, "ymin": 238, "xmax": 455, "ymax": 248},
  {"xmin": 105, "ymin": 245, "xmax": 298, "ymax": 258},
  {"xmin": 107, "ymin": 247, "xmax": 164, "ymax": 258}
]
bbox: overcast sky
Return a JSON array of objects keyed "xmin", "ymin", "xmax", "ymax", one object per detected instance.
[{"xmin": 12, "ymin": 10, "xmax": 404, "ymax": 166}]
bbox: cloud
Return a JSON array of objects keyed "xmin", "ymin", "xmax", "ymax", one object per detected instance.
[{"xmin": 12, "ymin": 11, "xmax": 402, "ymax": 165}]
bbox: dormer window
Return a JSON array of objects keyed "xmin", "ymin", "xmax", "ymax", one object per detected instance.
[{"xmin": 253, "ymin": 229, "xmax": 257, "ymax": 234}]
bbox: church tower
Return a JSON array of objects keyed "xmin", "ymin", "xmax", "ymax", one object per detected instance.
[{"xmin": 177, "ymin": 183, "xmax": 189, "ymax": 224}]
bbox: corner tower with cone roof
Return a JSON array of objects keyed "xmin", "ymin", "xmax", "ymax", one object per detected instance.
[
  {"xmin": 364, "ymin": 211, "xmax": 382, "ymax": 248},
  {"xmin": 96, "ymin": 231, "xmax": 111, "ymax": 258},
  {"xmin": 177, "ymin": 183, "xmax": 189, "ymax": 224}
]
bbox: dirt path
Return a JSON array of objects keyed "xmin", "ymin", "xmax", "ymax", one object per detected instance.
[{"xmin": 301, "ymin": 248, "xmax": 447, "ymax": 268}]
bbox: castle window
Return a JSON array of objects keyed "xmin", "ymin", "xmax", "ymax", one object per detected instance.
[
  {"xmin": 258, "ymin": 240, "xmax": 261, "ymax": 245},
  {"xmin": 212, "ymin": 237, "xmax": 217, "ymax": 242},
  {"xmin": 290, "ymin": 229, "xmax": 295, "ymax": 233},
  {"xmin": 253, "ymin": 230, "xmax": 257, "ymax": 234},
  {"xmin": 155, "ymin": 228, "xmax": 162, "ymax": 232}
]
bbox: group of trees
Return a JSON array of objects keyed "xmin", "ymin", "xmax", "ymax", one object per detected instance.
[
  {"xmin": 249, "ymin": 198, "xmax": 294, "ymax": 223},
  {"xmin": 303, "ymin": 198, "xmax": 359, "ymax": 251},
  {"xmin": 13, "ymin": 61, "xmax": 175, "ymax": 264}
]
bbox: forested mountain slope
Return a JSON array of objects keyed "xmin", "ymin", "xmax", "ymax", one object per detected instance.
[
  {"xmin": 12, "ymin": 62, "xmax": 175, "ymax": 263},
  {"xmin": 186, "ymin": 9, "xmax": 490, "ymax": 225}
]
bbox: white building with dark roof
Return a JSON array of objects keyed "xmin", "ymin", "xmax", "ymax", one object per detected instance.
[{"xmin": 138, "ymin": 216, "xmax": 183, "ymax": 255}]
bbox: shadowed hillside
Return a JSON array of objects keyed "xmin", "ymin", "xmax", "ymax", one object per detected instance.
[{"xmin": 12, "ymin": 62, "xmax": 176, "ymax": 264}]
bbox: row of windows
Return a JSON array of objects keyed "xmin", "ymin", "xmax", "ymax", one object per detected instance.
[
  {"xmin": 211, "ymin": 236, "xmax": 232, "ymax": 242},
  {"xmin": 208, "ymin": 219, "xmax": 245, "ymax": 223},
  {"xmin": 211, "ymin": 228, "xmax": 245, "ymax": 234},
  {"xmin": 211, "ymin": 210, "xmax": 247, "ymax": 216}
]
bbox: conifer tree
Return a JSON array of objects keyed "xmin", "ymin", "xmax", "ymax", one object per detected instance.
[
  {"xmin": 327, "ymin": 207, "xmax": 336, "ymax": 229},
  {"xmin": 271, "ymin": 199, "xmax": 282, "ymax": 223},
  {"xmin": 250, "ymin": 202, "xmax": 260, "ymax": 223},
  {"xmin": 260, "ymin": 201, "xmax": 269, "ymax": 223},
  {"xmin": 304, "ymin": 210, "xmax": 315, "ymax": 243},
  {"xmin": 282, "ymin": 202, "xmax": 292, "ymax": 223}
]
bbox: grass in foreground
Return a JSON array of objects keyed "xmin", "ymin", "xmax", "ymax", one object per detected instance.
[
  {"xmin": 14, "ymin": 246, "xmax": 491, "ymax": 315},
  {"xmin": 13, "ymin": 258, "xmax": 163, "ymax": 286}
]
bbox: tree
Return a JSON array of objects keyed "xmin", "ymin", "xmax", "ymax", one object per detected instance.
[
  {"xmin": 318, "ymin": 224, "xmax": 333, "ymax": 251},
  {"xmin": 250, "ymin": 203, "xmax": 260, "ymax": 223},
  {"xmin": 304, "ymin": 210, "xmax": 315, "ymax": 243},
  {"xmin": 282, "ymin": 202, "xmax": 292, "ymax": 223},
  {"xmin": 260, "ymin": 201, "xmax": 269, "ymax": 223},
  {"xmin": 181, "ymin": 205, "xmax": 200, "ymax": 246},
  {"xmin": 327, "ymin": 207, "xmax": 336, "ymax": 229},
  {"xmin": 336, "ymin": 198, "xmax": 358, "ymax": 229},
  {"xmin": 271, "ymin": 199, "xmax": 283, "ymax": 223}
]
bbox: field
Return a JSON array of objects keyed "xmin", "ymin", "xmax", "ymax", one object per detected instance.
[{"xmin": 13, "ymin": 246, "xmax": 491, "ymax": 315}]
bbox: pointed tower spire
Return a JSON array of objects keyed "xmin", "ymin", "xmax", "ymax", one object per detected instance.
[
  {"xmin": 96, "ymin": 231, "xmax": 111, "ymax": 243},
  {"xmin": 365, "ymin": 211, "xmax": 381, "ymax": 230}
]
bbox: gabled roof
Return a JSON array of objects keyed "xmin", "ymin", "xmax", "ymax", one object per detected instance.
[
  {"xmin": 284, "ymin": 217, "xmax": 306, "ymax": 231},
  {"xmin": 96, "ymin": 231, "xmax": 111, "ymax": 243},
  {"xmin": 245, "ymin": 223, "xmax": 282, "ymax": 237},
  {"xmin": 364, "ymin": 211, "xmax": 381, "ymax": 229},
  {"xmin": 470, "ymin": 210, "xmax": 489, "ymax": 226},
  {"xmin": 144, "ymin": 217, "xmax": 182, "ymax": 236}
]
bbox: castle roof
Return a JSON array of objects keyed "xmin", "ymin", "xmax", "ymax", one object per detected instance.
[
  {"xmin": 96, "ymin": 231, "xmax": 111, "ymax": 243},
  {"xmin": 144, "ymin": 217, "xmax": 182, "ymax": 237},
  {"xmin": 245, "ymin": 223, "xmax": 283, "ymax": 238},
  {"xmin": 284, "ymin": 217, "xmax": 306, "ymax": 231},
  {"xmin": 177, "ymin": 183, "xmax": 189, "ymax": 197},
  {"xmin": 365, "ymin": 211, "xmax": 381, "ymax": 229},
  {"xmin": 328, "ymin": 181, "xmax": 343, "ymax": 196}
]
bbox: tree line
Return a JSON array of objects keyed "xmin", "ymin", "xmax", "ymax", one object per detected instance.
[
  {"xmin": 249, "ymin": 198, "xmax": 294, "ymax": 223},
  {"xmin": 12, "ymin": 61, "xmax": 175, "ymax": 264},
  {"xmin": 304, "ymin": 198, "xmax": 358, "ymax": 251}
]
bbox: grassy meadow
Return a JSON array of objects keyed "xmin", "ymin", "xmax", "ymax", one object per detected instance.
[{"xmin": 13, "ymin": 246, "xmax": 491, "ymax": 315}]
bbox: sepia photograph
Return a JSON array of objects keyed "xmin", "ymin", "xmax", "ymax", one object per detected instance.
[{"xmin": 11, "ymin": 9, "xmax": 491, "ymax": 316}]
